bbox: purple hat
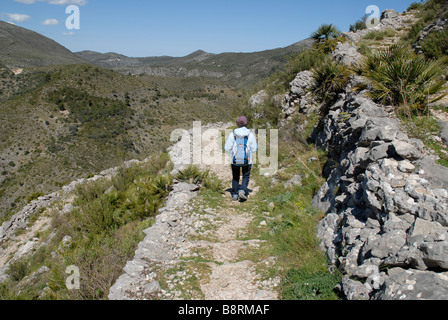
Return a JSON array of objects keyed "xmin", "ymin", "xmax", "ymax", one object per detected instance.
[{"xmin": 237, "ymin": 116, "xmax": 248, "ymax": 126}]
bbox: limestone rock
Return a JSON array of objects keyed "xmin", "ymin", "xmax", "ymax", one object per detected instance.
[
  {"xmin": 290, "ymin": 71, "xmax": 315, "ymax": 97},
  {"xmin": 341, "ymin": 276, "xmax": 370, "ymax": 300},
  {"xmin": 332, "ymin": 42, "xmax": 362, "ymax": 66},
  {"xmin": 377, "ymin": 268, "xmax": 448, "ymax": 300},
  {"xmin": 439, "ymin": 121, "xmax": 448, "ymax": 145},
  {"xmin": 307, "ymin": 89, "xmax": 448, "ymax": 299},
  {"xmin": 248, "ymin": 90, "xmax": 268, "ymax": 108},
  {"xmin": 283, "ymin": 174, "xmax": 302, "ymax": 189}
]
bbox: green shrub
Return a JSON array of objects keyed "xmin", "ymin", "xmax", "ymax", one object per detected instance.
[
  {"xmin": 203, "ymin": 172, "xmax": 224, "ymax": 194},
  {"xmin": 7, "ymin": 259, "xmax": 30, "ymax": 282},
  {"xmin": 258, "ymin": 49, "xmax": 327, "ymax": 94},
  {"xmin": 175, "ymin": 165, "xmax": 206, "ymax": 184},
  {"xmin": 174, "ymin": 165, "xmax": 223, "ymax": 193},
  {"xmin": 26, "ymin": 192, "xmax": 45, "ymax": 203},
  {"xmin": 421, "ymin": 28, "xmax": 448, "ymax": 59},
  {"xmin": 311, "ymin": 59, "xmax": 352, "ymax": 105},
  {"xmin": 282, "ymin": 268, "xmax": 340, "ymax": 300},
  {"xmin": 148, "ymin": 174, "xmax": 173, "ymax": 199},
  {"xmin": 408, "ymin": 1, "xmax": 423, "ymax": 11},
  {"xmin": 363, "ymin": 29, "xmax": 395, "ymax": 41},
  {"xmin": 356, "ymin": 44, "xmax": 447, "ymax": 115},
  {"xmin": 349, "ymin": 16, "xmax": 367, "ymax": 33},
  {"xmin": 404, "ymin": 20, "xmax": 426, "ymax": 44}
]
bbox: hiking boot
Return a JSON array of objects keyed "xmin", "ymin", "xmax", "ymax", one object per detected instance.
[
  {"xmin": 238, "ymin": 190, "xmax": 247, "ymax": 201},
  {"xmin": 232, "ymin": 194, "xmax": 239, "ymax": 201}
]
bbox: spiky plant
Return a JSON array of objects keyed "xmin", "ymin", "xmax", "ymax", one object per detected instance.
[
  {"xmin": 148, "ymin": 174, "xmax": 173, "ymax": 198},
  {"xmin": 356, "ymin": 44, "xmax": 447, "ymax": 115},
  {"xmin": 311, "ymin": 24, "xmax": 340, "ymax": 43},
  {"xmin": 311, "ymin": 58, "xmax": 352, "ymax": 104},
  {"xmin": 175, "ymin": 165, "xmax": 206, "ymax": 184}
]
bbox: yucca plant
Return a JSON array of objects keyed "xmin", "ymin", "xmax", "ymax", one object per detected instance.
[
  {"xmin": 311, "ymin": 58, "xmax": 352, "ymax": 104},
  {"xmin": 312, "ymin": 24, "xmax": 341, "ymax": 54},
  {"xmin": 175, "ymin": 165, "xmax": 206, "ymax": 184},
  {"xmin": 356, "ymin": 44, "xmax": 447, "ymax": 116},
  {"xmin": 148, "ymin": 174, "xmax": 173, "ymax": 199}
]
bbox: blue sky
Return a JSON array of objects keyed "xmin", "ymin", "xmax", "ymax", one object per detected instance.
[{"xmin": 1, "ymin": 0, "xmax": 419, "ymax": 57}]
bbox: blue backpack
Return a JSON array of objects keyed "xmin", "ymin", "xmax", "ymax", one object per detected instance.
[{"xmin": 232, "ymin": 130, "xmax": 249, "ymax": 166}]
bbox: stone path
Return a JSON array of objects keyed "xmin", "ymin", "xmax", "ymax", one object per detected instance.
[{"xmin": 108, "ymin": 123, "xmax": 279, "ymax": 300}]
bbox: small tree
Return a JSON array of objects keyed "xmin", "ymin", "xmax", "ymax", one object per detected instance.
[
  {"xmin": 312, "ymin": 24, "xmax": 340, "ymax": 43},
  {"xmin": 312, "ymin": 24, "xmax": 342, "ymax": 54},
  {"xmin": 349, "ymin": 15, "xmax": 368, "ymax": 33}
]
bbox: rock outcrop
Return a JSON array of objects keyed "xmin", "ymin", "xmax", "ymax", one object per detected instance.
[
  {"xmin": 0, "ymin": 192, "xmax": 59, "ymax": 243},
  {"xmin": 332, "ymin": 42, "xmax": 362, "ymax": 66},
  {"xmin": 278, "ymin": 7, "xmax": 448, "ymax": 299},
  {"xmin": 342, "ymin": 9, "xmax": 412, "ymax": 43},
  {"xmin": 309, "ymin": 87, "xmax": 448, "ymax": 299},
  {"xmin": 280, "ymin": 70, "xmax": 317, "ymax": 123}
]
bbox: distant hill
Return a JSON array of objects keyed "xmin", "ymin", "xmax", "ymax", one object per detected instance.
[
  {"xmin": 76, "ymin": 38, "xmax": 315, "ymax": 86},
  {"xmin": 0, "ymin": 21, "xmax": 86, "ymax": 67},
  {"xmin": 75, "ymin": 49, "xmax": 214, "ymax": 68},
  {"xmin": 0, "ymin": 20, "xmax": 314, "ymax": 86}
]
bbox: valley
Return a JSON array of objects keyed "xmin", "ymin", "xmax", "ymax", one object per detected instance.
[{"xmin": 1, "ymin": 0, "xmax": 448, "ymax": 302}]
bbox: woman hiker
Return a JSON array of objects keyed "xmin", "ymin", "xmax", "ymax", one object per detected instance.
[{"xmin": 225, "ymin": 116, "xmax": 258, "ymax": 202}]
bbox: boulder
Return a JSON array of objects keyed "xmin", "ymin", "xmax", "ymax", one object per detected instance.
[
  {"xmin": 248, "ymin": 90, "xmax": 268, "ymax": 108},
  {"xmin": 377, "ymin": 268, "xmax": 448, "ymax": 300},
  {"xmin": 439, "ymin": 121, "xmax": 448, "ymax": 145},
  {"xmin": 341, "ymin": 276, "xmax": 370, "ymax": 300},
  {"xmin": 332, "ymin": 42, "xmax": 362, "ymax": 66},
  {"xmin": 392, "ymin": 140, "xmax": 423, "ymax": 161},
  {"xmin": 289, "ymin": 71, "xmax": 315, "ymax": 97},
  {"xmin": 283, "ymin": 174, "xmax": 303, "ymax": 189},
  {"xmin": 381, "ymin": 9, "xmax": 399, "ymax": 20}
]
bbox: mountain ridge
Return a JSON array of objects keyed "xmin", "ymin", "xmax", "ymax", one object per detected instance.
[
  {"xmin": 75, "ymin": 38, "xmax": 315, "ymax": 85},
  {"xmin": 0, "ymin": 21, "xmax": 86, "ymax": 68},
  {"xmin": 0, "ymin": 20, "xmax": 314, "ymax": 86}
]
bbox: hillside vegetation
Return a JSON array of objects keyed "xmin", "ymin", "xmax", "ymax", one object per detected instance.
[
  {"xmin": 0, "ymin": 64, "xmax": 242, "ymax": 220},
  {"xmin": 76, "ymin": 39, "xmax": 315, "ymax": 88}
]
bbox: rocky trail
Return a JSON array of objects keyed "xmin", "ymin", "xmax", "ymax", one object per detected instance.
[
  {"xmin": 108, "ymin": 123, "xmax": 280, "ymax": 300},
  {"xmin": 0, "ymin": 122, "xmax": 280, "ymax": 299}
]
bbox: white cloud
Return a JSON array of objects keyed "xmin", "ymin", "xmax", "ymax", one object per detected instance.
[
  {"xmin": 47, "ymin": 0, "xmax": 87, "ymax": 5},
  {"xmin": 42, "ymin": 18, "xmax": 59, "ymax": 25},
  {"xmin": 63, "ymin": 31, "xmax": 75, "ymax": 36},
  {"xmin": 14, "ymin": 0, "xmax": 36, "ymax": 4},
  {"xmin": 6, "ymin": 13, "xmax": 31, "ymax": 23},
  {"xmin": 14, "ymin": 0, "xmax": 87, "ymax": 5}
]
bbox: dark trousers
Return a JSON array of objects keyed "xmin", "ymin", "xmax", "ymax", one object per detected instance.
[{"xmin": 231, "ymin": 164, "xmax": 252, "ymax": 196}]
